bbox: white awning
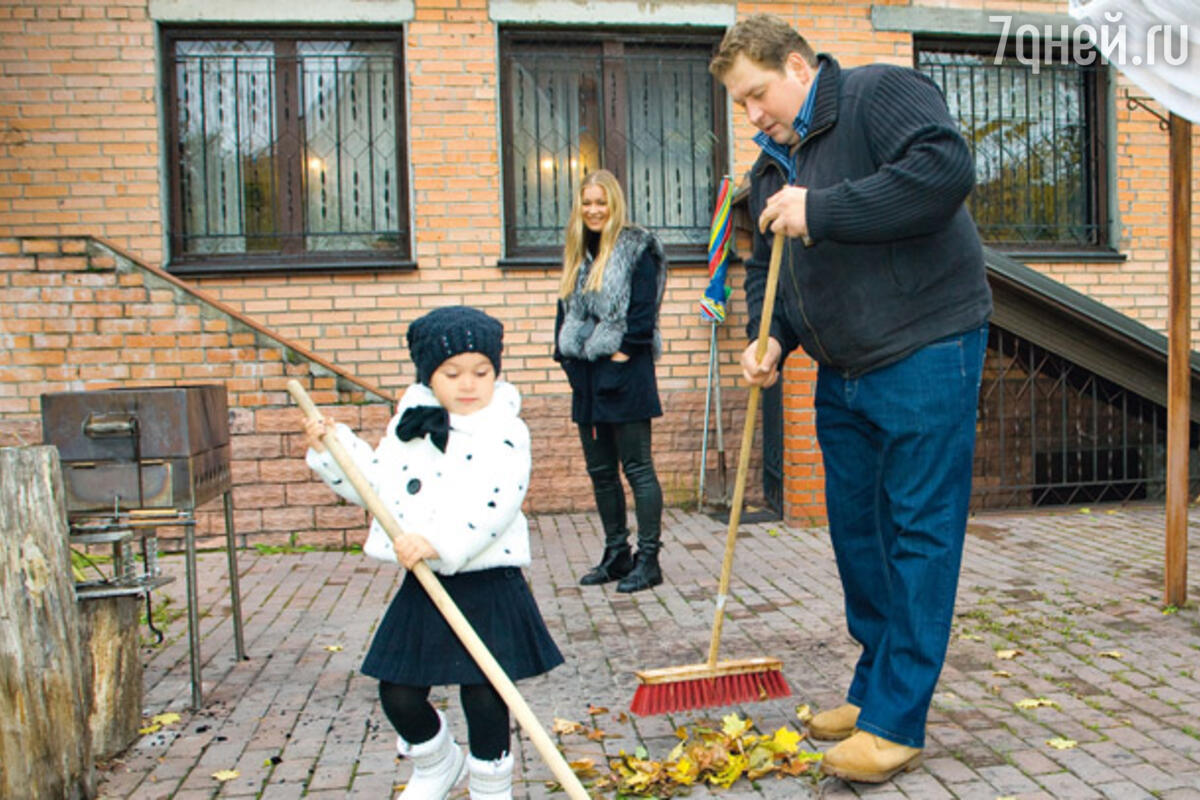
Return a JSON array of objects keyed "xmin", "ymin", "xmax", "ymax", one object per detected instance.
[{"xmin": 1069, "ymin": 0, "xmax": 1200, "ymax": 123}]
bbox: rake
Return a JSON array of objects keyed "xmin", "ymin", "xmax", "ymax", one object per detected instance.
[{"xmin": 631, "ymin": 231, "xmax": 791, "ymax": 716}]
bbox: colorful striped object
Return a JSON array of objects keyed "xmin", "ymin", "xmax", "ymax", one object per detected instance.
[{"xmin": 700, "ymin": 177, "xmax": 733, "ymax": 323}]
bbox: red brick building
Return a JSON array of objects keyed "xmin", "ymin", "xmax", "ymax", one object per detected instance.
[{"xmin": 1, "ymin": 0, "xmax": 1197, "ymax": 545}]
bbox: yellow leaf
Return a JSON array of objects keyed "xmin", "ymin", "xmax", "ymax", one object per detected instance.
[
  {"xmin": 708, "ymin": 753, "xmax": 748, "ymax": 788},
  {"xmin": 551, "ymin": 718, "xmax": 585, "ymax": 735},
  {"xmin": 993, "ymin": 670, "xmax": 1013, "ymax": 678},
  {"xmin": 151, "ymin": 712, "xmax": 181, "ymax": 727},
  {"xmin": 1079, "ymin": 507, "xmax": 1092, "ymax": 514},
  {"xmin": 1046, "ymin": 737, "xmax": 1077, "ymax": 750},
  {"xmin": 1015, "ymin": 697, "xmax": 1059, "ymax": 710},
  {"xmin": 721, "ymin": 712, "xmax": 752, "ymax": 739},
  {"xmin": 769, "ymin": 726, "xmax": 802, "ymax": 755},
  {"xmin": 211, "ymin": 769, "xmax": 239, "ymax": 782},
  {"xmin": 568, "ymin": 758, "xmax": 599, "ymax": 778},
  {"xmin": 996, "ymin": 649, "xmax": 1021, "ymax": 660},
  {"xmin": 1098, "ymin": 650, "xmax": 1123, "ymax": 659},
  {"xmin": 324, "ymin": 644, "xmax": 343, "ymax": 652},
  {"xmin": 958, "ymin": 633, "xmax": 984, "ymax": 641},
  {"xmin": 138, "ymin": 723, "xmax": 161, "ymax": 735},
  {"xmin": 666, "ymin": 755, "xmax": 699, "ymax": 785},
  {"xmin": 795, "ymin": 703, "xmax": 813, "ymax": 723}
]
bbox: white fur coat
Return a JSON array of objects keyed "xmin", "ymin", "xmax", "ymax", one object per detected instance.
[{"xmin": 306, "ymin": 381, "xmax": 532, "ymax": 575}]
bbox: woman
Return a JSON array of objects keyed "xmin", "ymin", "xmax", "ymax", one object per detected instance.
[{"xmin": 554, "ymin": 169, "xmax": 668, "ymax": 593}]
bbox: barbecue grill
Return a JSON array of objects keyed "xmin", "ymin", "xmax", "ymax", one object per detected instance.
[{"xmin": 41, "ymin": 384, "xmax": 247, "ymax": 708}]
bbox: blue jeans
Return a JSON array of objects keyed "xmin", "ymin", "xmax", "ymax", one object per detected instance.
[{"xmin": 815, "ymin": 325, "xmax": 987, "ymax": 748}]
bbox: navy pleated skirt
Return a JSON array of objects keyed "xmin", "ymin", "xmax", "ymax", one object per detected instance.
[{"xmin": 361, "ymin": 566, "xmax": 564, "ymax": 686}]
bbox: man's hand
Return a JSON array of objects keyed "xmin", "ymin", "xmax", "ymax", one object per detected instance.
[
  {"xmin": 392, "ymin": 532, "xmax": 438, "ymax": 569},
  {"xmin": 759, "ymin": 186, "xmax": 810, "ymax": 243},
  {"xmin": 740, "ymin": 337, "xmax": 783, "ymax": 388}
]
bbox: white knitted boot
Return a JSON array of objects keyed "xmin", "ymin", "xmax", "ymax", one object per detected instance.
[
  {"xmin": 467, "ymin": 752, "xmax": 513, "ymax": 800},
  {"xmin": 395, "ymin": 710, "xmax": 467, "ymax": 800}
]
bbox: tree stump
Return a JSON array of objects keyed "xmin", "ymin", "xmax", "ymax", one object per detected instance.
[
  {"xmin": 0, "ymin": 446, "xmax": 96, "ymax": 799},
  {"xmin": 78, "ymin": 595, "xmax": 142, "ymax": 760}
]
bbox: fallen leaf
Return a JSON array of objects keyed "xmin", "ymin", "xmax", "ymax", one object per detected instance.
[
  {"xmin": 586, "ymin": 704, "xmax": 608, "ymax": 715},
  {"xmin": 1079, "ymin": 507, "xmax": 1092, "ymax": 514},
  {"xmin": 138, "ymin": 723, "xmax": 161, "ymax": 735},
  {"xmin": 959, "ymin": 633, "xmax": 984, "ymax": 641},
  {"xmin": 551, "ymin": 718, "xmax": 585, "ymax": 736},
  {"xmin": 795, "ymin": 703, "xmax": 813, "ymax": 723},
  {"xmin": 151, "ymin": 712, "xmax": 181, "ymax": 727},
  {"xmin": 992, "ymin": 670, "xmax": 1012, "ymax": 678},
  {"xmin": 211, "ymin": 769, "xmax": 239, "ymax": 782},
  {"xmin": 996, "ymin": 649, "xmax": 1021, "ymax": 660},
  {"xmin": 1015, "ymin": 697, "xmax": 1059, "ymax": 710},
  {"xmin": 585, "ymin": 727, "xmax": 609, "ymax": 741},
  {"xmin": 568, "ymin": 758, "xmax": 599, "ymax": 778},
  {"xmin": 1098, "ymin": 650, "xmax": 1123, "ymax": 659},
  {"xmin": 1046, "ymin": 737, "xmax": 1077, "ymax": 750},
  {"xmin": 324, "ymin": 644, "xmax": 343, "ymax": 652}
]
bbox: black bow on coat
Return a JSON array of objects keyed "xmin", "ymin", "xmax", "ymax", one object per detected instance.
[{"xmin": 396, "ymin": 405, "xmax": 450, "ymax": 452}]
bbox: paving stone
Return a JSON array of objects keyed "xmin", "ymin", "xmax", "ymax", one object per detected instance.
[{"xmin": 89, "ymin": 506, "xmax": 1200, "ymax": 799}]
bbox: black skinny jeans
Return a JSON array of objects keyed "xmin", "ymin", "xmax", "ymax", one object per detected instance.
[{"xmin": 577, "ymin": 419, "xmax": 663, "ymax": 554}]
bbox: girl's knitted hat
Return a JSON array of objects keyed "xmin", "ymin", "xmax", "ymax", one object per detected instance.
[{"xmin": 407, "ymin": 306, "xmax": 504, "ymax": 385}]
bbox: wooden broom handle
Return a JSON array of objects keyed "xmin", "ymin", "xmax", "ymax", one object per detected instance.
[
  {"xmin": 287, "ymin": 380, "xmax": 589, "ymax": 800},
  {"xmin": 706, "ymin": 231, "xmax": 785, "ymax": 668}
]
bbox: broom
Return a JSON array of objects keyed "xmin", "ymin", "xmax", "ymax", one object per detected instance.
[
  {"xmin": 631, "ymin": 231, "xmax": 790, "ymax": 716},
  {"xmin": 287, "ymin": 380, "xmax": 590, "ymax": 800}
]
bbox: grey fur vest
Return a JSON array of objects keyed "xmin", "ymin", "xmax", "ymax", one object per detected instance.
[{"xmin": 557, "ymin": 226, "xmax": 667, "ymax": 361}]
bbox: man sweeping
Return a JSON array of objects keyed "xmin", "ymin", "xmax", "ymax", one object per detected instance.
[{"xmin": 709, "ymin": 14, "xmax": 993, "ymax": 783}]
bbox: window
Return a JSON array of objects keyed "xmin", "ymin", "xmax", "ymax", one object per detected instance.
[
  {"xmin": 916, "ymin": 37, "xmax": 1110, "ymax": 253},
  {"xmin": 163, "ymin": 29, "xmax": 410, "ymax": 274},
  {"xmin": 499, "ymin": 29, "xmax": 728, "ymax": 264}
]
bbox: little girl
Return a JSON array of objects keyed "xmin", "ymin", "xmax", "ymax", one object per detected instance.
[{"xmin": 302, "ymin": 306, "xmax": 563, "ymax": 800}]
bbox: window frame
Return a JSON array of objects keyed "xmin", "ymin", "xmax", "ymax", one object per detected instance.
[
  {"xmin": 913, "ymin": 34, "xmax": 1115, "ymax": 258},
  {"xmin": 161, "ymin": 25, "xmax": 414, "ymax": 276},
  {"xmin": 497, "ymin": 26, "xmax": 729, "ymax": 269}
]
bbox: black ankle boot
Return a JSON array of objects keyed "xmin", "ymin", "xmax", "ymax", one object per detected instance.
[
  {"xmin": 579, "ymin": 544, "xmax": 634, "ymax": 586},
  {"xmin": 616, "ymin": 551, "xmax": 662, "ymax": 593}
]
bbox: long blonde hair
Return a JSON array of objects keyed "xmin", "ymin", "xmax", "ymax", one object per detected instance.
[{"xmin": 559, "ymin": 169, "xmax": 628, "ymax": 299}]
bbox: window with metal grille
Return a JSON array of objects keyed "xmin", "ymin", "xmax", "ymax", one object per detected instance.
[
  {"xmin": 163, "ymin": 29, "xmax": 410, "ymax": 274},
  {"xmin": 499, "ymin": 29, "xmax": 728, "ymax": 265},
  {"xmin": 916, "ymin": 37, "xmax": 1110, "ymax": 253}
]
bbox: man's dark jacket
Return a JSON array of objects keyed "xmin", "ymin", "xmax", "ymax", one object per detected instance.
[{"xmin": 744, "ymin": 55, "xmax": 992, "ymax": 377}]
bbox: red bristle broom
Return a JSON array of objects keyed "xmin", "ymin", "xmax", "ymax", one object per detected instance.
[{"xmin": 631, "ymin": 231, "xmax": 791, "ymax": 716}]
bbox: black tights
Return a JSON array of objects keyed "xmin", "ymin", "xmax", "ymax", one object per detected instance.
[{"xmin": 378, "ymin": 681, "xmax": 510, "ymax": 760}]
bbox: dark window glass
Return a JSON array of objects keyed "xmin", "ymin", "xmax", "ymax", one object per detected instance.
[
  {"xmin": 500, "ymin": 29, "xmax": 727, "ymax": 263},
  {"xmin": 163, "ymin": 29, "xmax": 410, "ymax": 274},
  {"xmin": 916, "ymin": 37, "xmax": 1109, "ymax": 252}
]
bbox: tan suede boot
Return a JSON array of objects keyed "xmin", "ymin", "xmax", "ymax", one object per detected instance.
[
  {"xmin": 806, "ymin": 703, "xmax": 859, "ymax": 741},
  {"xmin": 820, "ymin": 731, "xmax": 922, "ymax": 783}
]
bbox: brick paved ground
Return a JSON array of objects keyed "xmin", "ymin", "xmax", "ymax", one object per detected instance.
[{"xmin": 95, "ymin": 505, "xmax": 1200, "ymax": 799}]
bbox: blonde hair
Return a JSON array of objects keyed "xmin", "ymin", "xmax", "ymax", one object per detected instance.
[
  {"xmin": 559, "ymin": 169, "xmax": 628, "ymax": 300},
  {"xmin": 709, "ymin": 14, "xmax": 817, "ymax": 79}
]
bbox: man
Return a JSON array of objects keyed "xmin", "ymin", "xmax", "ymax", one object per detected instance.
[{"xmin": 710, "ymin": 14, "xmax": 992, "ymax": 784}]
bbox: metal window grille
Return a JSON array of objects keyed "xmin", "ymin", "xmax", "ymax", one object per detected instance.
[
  {"xmin": 500, "ymin": 32, "xmax": 726, "ymax": 259},
  {"xmin": 165, "ymin": 32, "xmax": 408, "ymax": 269},
  {"xmin": 917, "ymin": 40, "xmax": 1107, "ymax": 250},
  {"xmin": 973, "ymin": 327, "xmax": 1200, "ymax": 509}
]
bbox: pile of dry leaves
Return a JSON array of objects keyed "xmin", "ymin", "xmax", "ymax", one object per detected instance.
[{"xmin": 554, "ymin": 710, "xmax": 822, "ymax": 797}]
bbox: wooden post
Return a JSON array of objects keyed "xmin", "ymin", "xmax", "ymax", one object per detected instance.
[
  {"xmin": 0, "ymin": 446, "xmax": 96, "ymax": 799},
  {"xmin": 79, "ymin": 596, "xmax": 143, "ymax": 760},
  {"xmin": 1165, "ymin": 112, "xmax": 1192, "ymax": 608}
]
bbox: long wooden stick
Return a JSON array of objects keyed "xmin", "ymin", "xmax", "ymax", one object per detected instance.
[
  {"xmin": 287, "ymin": 380, "xmax": 589, "ymax": 800},
  {"xmin": 706, "ymin": 231, "xmax": 785, "ymax": 668}
]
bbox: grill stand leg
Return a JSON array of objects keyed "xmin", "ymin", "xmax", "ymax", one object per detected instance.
[
  {"xmin": 223, "ymin": 491, "xmax": 246, "ymax": 661},
  {"xmin": 183, "ymin": 514, "xmax": 202, "ymax": 709}
]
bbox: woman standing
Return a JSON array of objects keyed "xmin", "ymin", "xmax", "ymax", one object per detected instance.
[{"xmin": 554, "ymin": 169, "xmax": 668, "ymax": 593}]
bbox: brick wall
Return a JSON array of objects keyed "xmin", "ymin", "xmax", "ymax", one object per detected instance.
[
  {"xmin": 0, "ymin": 236, "xmax": 763, "ymax": 551},
  {"xmin": 2, "ymin": 0, "xmax": 1197, "ymax": 528}
]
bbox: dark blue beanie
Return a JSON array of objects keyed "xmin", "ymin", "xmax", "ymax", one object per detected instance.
[{"xmin": 407, "ymin": 306, "xmax": 504, "ymax": 385}]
